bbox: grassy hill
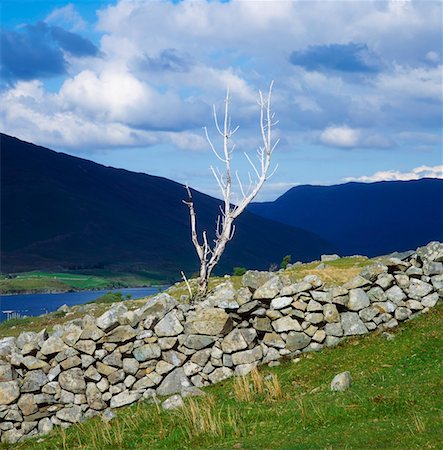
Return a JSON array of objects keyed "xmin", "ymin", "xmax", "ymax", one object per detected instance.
[
  {"xmin": 7, "ymin": 304, "xmax": 442, "ymax": 449},
  {"xmin": 1, "ymin": 133, "xmax": 335, "ymax": 279}
]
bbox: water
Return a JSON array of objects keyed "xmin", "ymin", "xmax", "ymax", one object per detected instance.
[{"xmin": 0, "ymin": 287, "xmax": 167, "ymax": 322}]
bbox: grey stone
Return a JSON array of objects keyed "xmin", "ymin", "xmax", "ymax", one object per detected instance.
[
  {"xmin": 360, "ymin": 263, "xmax": 388, "ymax": 281},
  {"xmin": 0, "ymin": 381, "xmax": 20, "ymax": 405},
  {"xmin": 253, "ymin": 277, "xmax": 282, "ymax": 300},
  {"xmin": 22, "ymin": 370, "xmax": 48, "ymax": 393},
  {"xmin": 0, "ymin": 364, "xmax": 13, "ymax": 382},
  {"xmin": 122, "ymin": 358, "xmax": 139, "ymax": 375},
  {"xmin": 56, "ymin": 404, "xmax": 82, "ymax": 423},
  {"xmin": 347, "ymin": 289, "xmax": 370, "ymax": 311},
  {"xmin": 158, "ymin": 337, "xmax": 178, "ymax": 350},
  {"xmin": 181, "ymin": 386, "xmax": 205, "ymax": 397},
  {"xmin": 137, "ymin": 293, "xmax": 179, "ymax": 322},
  {"xmin": 343, "ymin": 276, "xmax": 371, "ymax": 290},
  {"xmin": 84, "ymin": 365, "xmax": 102, "ymax": 382},
  {"xmin": 157, "ymin": 367, "xmax": 191, "ymax": 396},
  {"xmin": 221, "ymin": 329, "xmax": 248, "ymax": 353},
  {"xmin": 307, "ymin": 299, "xmax": 323, "ymax": 312},
  {"xmin": 242, "ymin": 270, "xmax": 275, "ymax": 291},
  {"xmin": 359, "ymin": 306, "xmax": 379, "ymax": 322},
  {"xmin": 60, "ymin": 355, "xmax": 82, "ymax": 370},
  {"xmin": 304, "ymin": 313, "xmax": 324, "ymax": 324},
  {"xmin": 321, "ymin": 254, "xmax": 340, "ymax": 262},
  {"xmin": 0, "ymin": 337, "xmax": 17, "ymax": 358},
  {"xmin": 103, "ymin": 351, "xmax": 123, "ymax": 368},
  {"xmin": 191, "ymin": 349, "xmax": 211, "ymax": 367},
  {"xmin": 395, "ymin": 274, "xmax": 410, "ymax": 289},
  {"xmin": 184, "ymin": 334, "xmax": 216, "ymax": 350},
  {"xmin": 163, "ymin": 350, "xmax": 187, "ymax": 367},
  {"xmin": 270, "ymin": 296, "xmax": 293, "ymax": 310},
  {"xmin": 1, "ymin": 428, "xmax": 23, "ymax": 444},
  {"xmin": 38, "ymin": 417, "xmax": 53, "ymax": 435},
  {"xmin": 154, "ymin": 310, "xmax": 184, "ymax": 337},
  {"xmin": 372, "ymin": 301, "xmax": 396, "ymax": 314},
  {"xmin": 40, "ymin": 336, "xmax": 68, "ymax": 356},
  {"xmin": 406, "ymin": 266, "xmax": 423, "ymax": 277},
  {"xmin": 235, "ymin": 287, "xmax": 252, "ymax": 306},
  {"xmin": 325, "ymin": 336, "xmax": 341, "ymax": 347},
  {"xmin": 86, "ymin": 383, "xmax": 106, "ymax": 410},
  {"xmin": 102, "ymin": 325, "xmax": 137, "ymax": 343},
  {"xmin": 367, "ymin": 286, "xmax": 387, "ymax": 303},
  {"xmin": 96, "ymin": 304, "xmax": 128, "ymax": 331},
  {"xmin": 323, "ymin": 304, "xmax": 340, "ymax": 323},
  {"xmin": 384, "ymin": 318, "xmax": 399, "ymax": 329},
  {"xmin": 325, "ymin": 323, "xmax": 344, "ymax": 337},
  {"xmin": 205, "ymin": 281, "xmax": 238, "ymax": 309},
  {"xmin": 263, "ymin": 332, "xmax": 285, "ymax": 348},
  {"xmin": 312, "ymin": 330, "xmax": 326, "ymax": 343},
  {"xmin": 58, "ymin": 368, "xmax": 86, "ymax": 394},
  {"xmin": 185, "ymin": 308, "xmax": 233, "ymax": 336},
  {"xmin": 405, "ymin": 299, "xmax": 424, "ymax": 310},
  {"xmin": 231, "ymin": 347, "xmax": 262, "ymax": 365},
  {"xmin": 74, "ymin": 340, "xmax": 96, "ymax": 355},
  {"xmin": 416, "ymin": 241, "xmax": 443, "ymax": 263},
  {"xmin": 252, "ymin": 317, "xmax": 273, "ymax": 332},
  {"xmin": 286, "ymin": 332, "xmax": 311, "ymax": 351},
  {"xmin": 395, "ymin": 307, "xmax": 412, "ymax": 321},
  {"xmin": 311, "ymin": 291, "xmax": 333, "ymax": 303},
  {"xmin": 108, "ymin": 369, "xmax": 126, "ymax": 385},
  {"xmin": 421, "ymin": 292, "xmax": 439, "ymax": 308},
  {"xmin": 62, "ymin": 324, "xmax": 83, "ymax": 346},
  {"xmin": 80, "ymin": 316, "xmax": 105, "ymax": 341},
  {"xmin": 331, "ymin": 371, "xmax": 352, "ymax": 392},
  {"xmin": 162, "ymin": 394, "xmax": 184, "ymax": 410},
  {"xmin": 208, "ymin": 367, "xmax": 233, "ymax": 384},
  {"xmin": 272, "ymin": 316, "xmax": 302, "ymax": 332},
  {"xmin": 304, "ymin": 342, "xmax": 323, "ymax": 352},
  {"xmin": 237, "ymin": 300, "xmax": 260, "ymax": 314},
  {"xmin": 22, "ymin": 355, "xmax": 49, "ymax": 371},
  {"xmin": 110, "ymin": 390, "xmax": 142, "ymax": 408},
  {"xmin": 133, "ymin": 344, "xmax": 161, "ymax": 362},
  {"xmin": 341, "ymin": 312, "xmax": 368, "ymax": 336},
  {"xmin": 407, "ymin": 279, "xmax": 433, "ymax": 299},
  {"xmin": 376, "ymin": 274, "xmax": 395, "ymax": 290},
  {"xmin": 385, "ymin": 285, "xmax": 407, "ymax": 304}
]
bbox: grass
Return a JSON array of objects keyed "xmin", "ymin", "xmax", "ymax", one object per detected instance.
[
  {"xmin": 7, "ymin": 304, "xmax": 442, "ymax": 449},
  {"xmin": 0, "ymin": 270, "xmax": 169, "ymax": 295}
]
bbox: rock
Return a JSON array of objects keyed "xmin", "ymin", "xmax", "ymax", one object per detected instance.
[
  {"xmin": 263, "ymin": 332, "xmax": 285, "ymax": 349},
  {"xmin": 253, "ymin": 277, "xmax": 282, "ymax": 300},
  {"xmin": 312, "ymin": 330, "xmax": 326, "ymax": 343},
  {"xmin": 57, "ymin": 304, "xmax": 70, "ymax": 313},
  {"xmin": 323, "ymin": 304, "xmax": 340, "ymax": 323},
  {"xmin": 359, "ymin": 306, "xmax": 379, "ymax": 322},
  {"xmin": 307, "ymin": 299, "xmax": 323, "ymax": 312},
  {"xmin": 137, "ymin": 293, "xmax": 179, "ymax": 322},
  {"xmin": 311, "ymin": 291, "xmax": 333, "ymax": 303},
  {"xmin": 286, "ymin": 332, "xmax": 311, "ymax": 351},
  {"xmin": 22, "ymin": 370, "xmax": 48, "ymax": 393},
  {"xmin": 1, "ymin": 428, "xmax": 23, "ymax": 444},
  {"xmin": 242, "ymin": 271, "xmax": 275, "ymax": 291},
  {"xmin": 385, "ymin": 285, "xmax": 407, "ymax": 304},
  {"xmin": 330, "ymin": 371, "xmax": 352, "ymax": 392},
  {"xmin": 96, "ymin": 303, "xmax": 128, "ymax": 331},
  {"xmin": 38, "ymin": 417, "xmax": 53, "ymax": 435},
  {"xmin": 185, "ymin": 308, "xmax": 233, "ymax": 336},
  {"xmin": 347, "ymin": 289, "xmax": 370, "ymax": 311},
  {"xmin": 183, "ymin": 335, "xmax": 216, "ymax": 350},
  {"xmin": 102, "ymin": 325, "xmax": 137, "ymax": 343},
  {"xmin": 235, "ymin": 363, "xmax": 258, "ymax": 375},
  {"xmin": 208, "ymin": 367, "xmax": 233, "ymax": 384},
  {"xmin": 423, "ymin": 261, "xmax": 443, "ymax": 276},
  {"xmin": 58, "ymin": 368, "xmax": 86, "ymax": 394},
  {"xmin": 18, "ymin": 393, "xmax": 38, "ymax": 415},
  {"xmin": 395, "ymin": 307, "xmax": 412, "ymax": 321},
  {"xmin": 74, "ymin": 340, "xmax": 96, "ymax": 355},
  {"xmin": 61, "ymin": 355, "xmax": 82, "ymax": 370},
  {"xmin": 341, "ymin": 312, "xmax": 368, "ymax": 336},
  {"xmin": 133, "ymin": 344, "xmax": 161, "ymax": 362},
  {"xmin": 101, "ymin": 408, "xmax": 117, "ymax": 423},
  {"xmin": 272, "ymin": 316, "xmax": 302, "ymax": 332},
  {"xmin": 221, "ymin": 329, "xmax": 247, "ymax": 353},
  {"xmin": 376, "ymin": 274, "xmax": 395, "ymax": 290},
  {"xmin": 231, "ymin": 347, "xmax": 262, "ymax": 365},
  {"xmin": 80, "ymin": 316, "xmax": 105, "ymax": 341},
  {"xmin": 21, "ymin": 355, "xmax": 48, "ymax": 371},
  {"xmin": 162, "ymin": 394, "xmax": 184, "ymax": 410},
  {"xmin": 205, "ymin": 282, "xmax": 238, "ymax": 309},
  {"xmin": 0, "ymin": 364, "xmax": 13, "ymax": 382},
  {"xmin": 421, "ymin": 292, "xmax": 439, "ymax": 308},
  {"xmin": 406, "ymin": 266, "xmax": 423, "ymax": 277},
  {"xmin": 343, "ymin": 276, "xmax": 371, "ymax": 290},
  {"xmin": 181, "ymin": 386, "xmax": 205, "ymax": 397},
  {"xmin": 321, "ymin": 254, "xmax": 340, "ymax": 262},
  {"xmin": 191, "ymin": 349, "xmax": 211, "ymax": 367},
  {"xmin": 252, "ymin": 317, "xmax": 273, "ymax": 332},
  {"xmin": 157, "ymin": 367, "xmax": 191, "ymax": 396},
  {"xmin": 395, "ymin": 274, "xmax": 410, "ymax": 289},
  {"xmin": 360, "ymin": 263, "xmax": 388, "ymax": 282},
  {"xmin": 154, "ymin": 311, "xmax": 184, "ymax": 337},
  {"xmin": 325, "ymin": 323, "xmax": 344, "ymax": 337},
  {"xmin": 110, "ymin": 390, "xmax": 142, "ymax": 408},
  {"xmin": 270, "ymin": 296, "xmax": 293, "ymax": 310},
  {"xmin": 384, "ymin": 318, "xmax": 399, "ymax": 329},
  {"xmin": 0, "ymin": 381, "xmax": 20, "ymax": 405},
  {"xmin": 40, "ymin": 336, "xmax": 68, "ymax": 356},
  {"xmin": 122, "ymin": 358, "xmax": 140, "ymax": 375},
  {"xmin": 163, "ymin": 350, "xmax": 187, "ymax": 367},
  {"xmin": 56, "ymin": 405, "xmax": 82, "ymax": 423},
  {"xmin": 304, "ymin": 313, "xmax": 324, "ymax": 325},
  {"xmin": 367, "ymin": 286, "xmax": 387, "ymax": 303},
  {"xmin": 62, "ymin": 324, "xmax": 83, "ymax": 346},
  {"xmin": 86, "ymin": 383, "xmax": 107, "ymax": 410},
  {"xmin": 416, "ymin": 241, "xmax": 443, "ymax": 262},
  {"xmin": 237, "ymin": 300, "xmax": 260, "ymax": 314},
  {"xmin": 0, "ymin": 337, "xmax": 17, "ymax": 358},
  {"xmin": 405, "ymin": 299, "xmax": 424, "ymax": 310},
  {"xmin": 407, "ymin": 279, "xmax": 433, "ymax": 299}
]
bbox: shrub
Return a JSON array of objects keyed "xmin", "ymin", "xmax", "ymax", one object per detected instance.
[{"xmin": 233, "ymin": 267, "xmax": 247, "ymax": 276}]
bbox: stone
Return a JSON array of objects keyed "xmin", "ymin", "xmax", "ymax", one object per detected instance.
[
  {"xmin": 406, "ymin": 266, "xmax": 423, "ymax": 277},
  {"xmin": 0, "ymin": 380, "xmax": 20, "ymax": 405},
  {"xmin": 102, "ymin": 325, "xmax": 137, "ymax": 343},
  {"xmin": 376, "ymin": 274, "xmax": 395, "ymax": 290},
  {"xmin": 58, "ymin": 368, "xmax": 86, "ymax": 394},
  {"xmin": 110, "ymin": 390, "xmax": 142, "ymax": 408},
  {"xmin": 62, "ymin": 324, "xmax": 83, "ymax": 346},
  {"xmin": 208, "ymin": 367, "xmax": 233, "ymax": 384},
  {"xmin": 0, "ymin": 364, "xmax": 13, "ymax": 382},
  {"xmin": 185, "ymin": 308, "xmax": 233, "ymax": 336},
  {"xmin": 181, "ymin": 386, "xmax": 205, "ymax": 397},
  {"xmin": 22, "ymin": 370, "xmax": 48, "ymax": 393},
  {"xmin": 108, "ymin": 369, "xmax": 126, "ymax": 385},
  {"xmin": 373, "ymin": 301, "xmax": 396, "ymax": 314},
  {"xmin": 347, "ymin": 289, "xmax": 370, "ymax": 311},
  {"xmin": 103, "ymin": 351, "xmax": 123, "ymax": 368},
  {"xmin": 330, "ymin": 371, "xmax": 352, "ymax": 392},
  {"xmin": 325, "ymin": 323, "xmax": 344, "ymax": 337},
  {"xmin": 40, "ymin": 336, "xmax": 68, "ymax": 356},
  {"xmin": 242, "ymin": 270, "xmax": 275, "ymax": 291},
  {"xmin": 86, "ymin": 383, "xmax": 107, "ymax": 410},
  {"xmin": 22, "ymin": 355, "xmax": 49, "ymax": 371},
  {"xmin": 157, "ymin": 367, "xmax": 191, "ymax": 396},
  {"xmin": 61, "ymin": 355, "xmax": 82, "ymax": 370},
  {"xmin": 133, "ymin": 344, "xmax": 161, "ymax": 362},
  {"xmin": 38, "ymin": 417, "xmax": 53, "ymax": 435},
  {"xmin": 360, "ymin": 263, "xmax": 388, "ymax": 281},
  {"xmin": 421, "ymin": 292, "xmax": 439, "ymax": 308},
  {"xmin": 407, "ymin": 279, "xmax": 433, "ymax": 299},
  {"xmin": 97, "ymin": 378, "xmax": 109, "ymax": 393},
  {"xmin": 395, "ymin": 307, "xmax": 412, "ymax": 321},
  {"xmin": 253, "ymin": 277, "xmax": 282, "ymax": 300},
  {"xmin": 385, "ymin": 285, "xmax": 407, "ymax": 304},
  {"xmin": 252, "ymin": 317, "xmax": 273, "ymax": 332},
  {"xmin": 162, "ymin": 394, "xmax": 184, "ymax": 410},
  {"xmin": 343, "ymin": 276, "xmax": 371, "ymax": 290},
  {"xmin": 137, "ymin": 293, "xmax": 178, "ymax": 322},
  {"xmin": 405, "ymin": 299, "xmax": 423, "ymax": 310},
  {"xmin": 231, "ymin": 347, "xmax": 262, "ymax": 365},
  {"xmin": 156, "ymin": 360, "xmax": 175, "ymax": 375},
  {"xmin": 359, "ymin": 306, "xmax": 379, "ymax": 322},
  {"xmin": 18, "ymin": 394, "xmax": 38, "ymax": 415},
  {"xmin": 323, "ymin": 304, "xmax": 340, "ymax": 323},
  {"xmin": 325, "ymin": 336, "xmax": 341, "ymax": 347},
  {"xmin": 341, "ymin": 312, "xmax": 368, "ymax": 336},
  {"xmin": 158, "ymin": 337, "xmax": 178, "ymax": 350},
  {"xmin": 304, "ymin": 342, "xmax": 323, "ymax": 352},
  {"xmin": 416, "ymin": 241, "xmax": 443, "ymax": 262},
  {"xmin": 84, "ymin": 365, "xmax": 102, "ymax": 382},
  {"xmin": 221, "ymin": 329, "xmax": 248, "ymax": 353},
  {"xmin": 205, "ymin": 282, "xmax": 238, "ymax": 309},
  {"xmin": 74, "ymin": 340, "xmax": 96, "ymax": 355},
  {"xmin": 384, "ymin": 318, "xmax": 399, "ymax": 329},
  {"xmin": 304, "ymin": 313, "xmax": 324, "ymax": 325},
  {"xmin": 191, "ymin": 349, "xmax": 211, "ymax": 367},
  {"xmin": 286, "ymin": 332, "xmax": 311, "ymax": 351},
  {"xmin": 0, "ymin": 337, "xmax": 17, "ymax": 358},
  {"xmin": 307, "ymin": 299, "xmax": 323, "ymax": 312},
  {"xmin": 237, "ymin": 300, "xmax": 260, "ymax": 314},
  {"xmin": 235, "ymin": 363, "xmax": 258, "ymax": 376},
  {"xmin": 263, "ymin": 332, "xmax": 285, "ymax": 348},
  {"xmin": 270, "ymin": 296, "xmax": 293, "ymax": 310},
  {"xmin": 163, "ymin": 350, "xmax": 187, "ymax": 367},
  {"xmin": 367, "ymin": 286, "xmax": 387, "ymax": 303},
  {"xmin": 154, "ymin": 310, "xmax": 184, "ymax": 337},
  {"xmin": 321, "ymin": 254, "xmax": 340, "ymax": 262},
  {"xmin": 272, "ymin": 316, "xmax": 302, "ymax": 332},
  {"xmin": 311, "ymin": 291, "xmax": 333, "ymax": 304},
  {"xmin": 96, "ymin": 304, "xmax": 128, "ymax": 331},
  {"xmin": 96, "ymin": 362, "xmax": 117, "ymax": 376},
  {"xmin": 183, "ymin": 361, "xmax": 202, "ymax": 376},
  {"xmin": 312, "ymin": 330, "xmax": 326, "ymax": 343},
  {"xmin": 80, "ymin": 316, "xmax": 105, "ymax": 341},
  {"xmin": 56, "ymin": 404, "xmax": 82, "ymax": 423},
  {"xmin": 183, "ymin": 334, "xmax": 216, "ymax": 350},
  {"xmin": 1, "ymin": 428, "xmax": 23, "ymax": 444},
  {"xmin": 122, "ymin": 358, "xmax": 140, "ymax": 375},
  {"xmin": 395, "ymin": 274, "xmax": 410, "ymax": 289}
]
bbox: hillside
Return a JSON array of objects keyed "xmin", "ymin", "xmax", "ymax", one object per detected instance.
[
  {"xmin": 0, "ymin": 134, "xmax": 335, "ymax": 278},
  {"xmin": 250, "ymin": 179, "xmax": 443, "ymax": 257}
]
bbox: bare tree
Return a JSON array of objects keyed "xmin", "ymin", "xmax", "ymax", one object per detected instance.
[{"xmin": 183, "ymin": 81, "xmax": 279, "ymax": 298}]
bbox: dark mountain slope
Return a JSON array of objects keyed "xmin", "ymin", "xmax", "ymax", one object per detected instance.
[
  {"xmin": 0, "ymin": 134, "xmax": 335, "ymax": 276},
  {"xmin": 250, "ymin": 179, "xmax": 443, "ymax": 257}
]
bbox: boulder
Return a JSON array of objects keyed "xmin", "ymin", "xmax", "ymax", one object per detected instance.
[
  {"xmin": 330, "ymin": 371, "xmax": 352, "ymax": 392},
  {"xmin": 133, "ymin": 344, "xmax": 161, "ymax": 362},
  {"xmin": 96, "ymin": 304, "xmax": 128, "ymax": 331},
  {"xmin": 102, "ymin": 325, "xmax": 137, "ymax": 343},
  {"xmin": 253, "ymin": 277, "xmax": 282, "ymax": 300},
  {"xmin": 58, "ymin": 368, "xmax": 86, "ymax": 394},
  {"xmin": 157, "ymin": 367, "xmax": 191, "ymax": 396},
  {"xmin": 323, "ymin": 304, "xmax": 340, "ymax": 323},
  {"xmin": 285, "ymin": 332, "xmax": 311, "ymax": 351},
  {"xmin": 0, "ymin": 381, "xmax": 20, "ymax": 405},
  {"xmin": 110, "ymin": 390, "xmax": 142, "ymax": 408},
  {"xmin": 154, "ymin": 311, "xmax": 184, "ymax": 337},
  {"xmin": 385, "ymin": 285, "xmax": 407, "ymax": 304},
  {"xmin": 242, "ymin": 271, "xmax": 275, "ymax": 291},
  {"xmin": 204, "ymin": 282, "xmax": 238, "ymax": 309},
  {"xmin": 21, "ymin": 370, "xmax": 48, "ymax": 393},
  {"xmin": 162, "ymin": 394, "xmax": 184, "ymax": 410},
  {"xmin": 407, "ymin": 279, "xmax": 433, "ymax": 299},
  {"xmin": 137, "ymin": 293, "xmax": 179, "ymax": 322},
  {"xmin": 341, "ymin": 313, "xmax": 368, "ymax": 336},
  {"xmin": 56, "ymin": 405, "xmax": 82, "ymax": 423},
  {"xmin": 272, "ymin": 316, "xmax": 302, "ymax": 332},
  {"xmin": 208, "ymin": 367, "xmax": 233, "ymax": 384},
  {"xmin": 183, "ymin": 335, "xmax": 216, "ymax": 350},
  {"xmin": 270, "ymin": 296, "xmax": 293, "ymax": 310},
  {"xmin": 40, "ymin": 336, "xmax": 68, "ymax": 356},
  {"xmin": 347, "ymin": 289, "xmax": 370, "ymax": 311},
  {"xmin": 416, "ymin": 241, "xmax": 443, "ymax": 262},
  {"xmin": 185, "ymin": 308, "xmax": 233, "ymax": 336}
]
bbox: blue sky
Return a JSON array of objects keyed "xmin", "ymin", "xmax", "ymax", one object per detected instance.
[{"xmin": 1, "ymin": 0, "xmax": 442, "ymax": 200}]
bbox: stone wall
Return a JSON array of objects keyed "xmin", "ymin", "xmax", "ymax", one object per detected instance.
[{"xmin": 0, "ymin": 242, "xmax": 442, "ymax": 444}]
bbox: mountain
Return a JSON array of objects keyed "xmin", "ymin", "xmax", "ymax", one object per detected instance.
[
  {"xmin": 250, "ymin": 179, "xmax": 443, "ymax": 258},
  {"xmin": 0, "ymin": 134, "xmax": 335, "ymax": 278}
]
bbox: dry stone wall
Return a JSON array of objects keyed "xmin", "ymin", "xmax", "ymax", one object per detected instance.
[{"xmin": 1, "ymin": 242, "xmax": 442, "ymax": 444}]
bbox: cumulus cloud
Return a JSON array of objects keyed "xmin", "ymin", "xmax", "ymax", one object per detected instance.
[
  {"xmin": 319, "ymin": 126, "xmax": 360, "ymax": 148},
  {"xmin": 45, "ymin": 4, "xmax": 86, "ymax": 31},
  {"xmin": 344, "ymin": 166, "xmax": 443, "ymax": 183}
]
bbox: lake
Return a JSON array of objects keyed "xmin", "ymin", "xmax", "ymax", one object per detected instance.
[{"xmin": 0, "ymin": 287, "xmax": 166, "ymax": 322}]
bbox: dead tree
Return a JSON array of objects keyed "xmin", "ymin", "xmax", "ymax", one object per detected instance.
[{"xmin": 183, "ymin": 81, "xmax": 279, "ymax": 298}]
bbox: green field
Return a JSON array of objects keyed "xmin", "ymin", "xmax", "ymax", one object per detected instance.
[
  {"xmin": 0, "ymin": 269, "xmax": 171, "ymax": 295},
  {"xmin": 6, "ymin": 304, "xmax": 442, "ymax": 449}
]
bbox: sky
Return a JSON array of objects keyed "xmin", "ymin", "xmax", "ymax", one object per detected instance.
[{"xmin": 1, "ymin": 0, "xmax": 442, "ymax": 201}]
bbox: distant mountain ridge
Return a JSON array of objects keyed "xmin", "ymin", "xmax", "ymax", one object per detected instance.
[
  {"xmin": 0, "ymin": 134, "xmax": 335, "ymax": 277},
  {"xmin": 250, "ymin": 178, "xmax": 443, "ymax": 257}
]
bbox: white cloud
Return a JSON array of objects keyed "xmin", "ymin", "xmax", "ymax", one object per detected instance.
[
  {"xmin": 343, "ymin": 165, "xmax": 443, "ymax": 183},
  {"xmin": 45, "ymin": 4, "xmax": 86, "ymax": 31},
  {"xmin": 319, "ymin": 125, "xmax": 360, "ymax": 148}
]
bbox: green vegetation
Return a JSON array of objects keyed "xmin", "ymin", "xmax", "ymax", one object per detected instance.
[
  {"xmin": 232, "ymin": 267, "xmax": 247, "ymax": 276},
  {"xmin": 8, "ymin": 305, "xmax": 442, "ymax": 449},
  {"xmin": 0, "ymin": 270, "xmax": 169, "ymax": 295},
  {"xmin": 280, "ymin": 254, "xmax": 292, "ymax": 269}
]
